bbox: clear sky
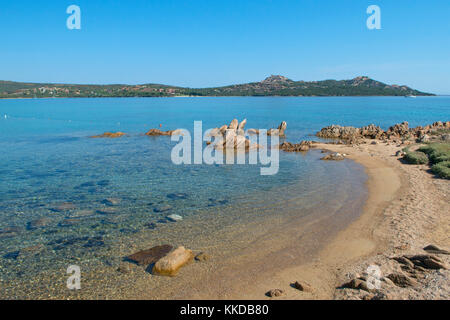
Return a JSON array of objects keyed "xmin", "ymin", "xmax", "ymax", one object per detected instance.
[{"xmin": 1, "ymin": 0, "xmax": 449, "ymax": 94}]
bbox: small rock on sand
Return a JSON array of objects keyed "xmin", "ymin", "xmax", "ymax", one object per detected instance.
[
  {"xmin": 152, "ymin": 246, "xmax": 194, "ymax": 276},
  {"xmin": 126, "ymin": 245, "xmax": 173, "ymax": 266},
  {"xmin": 266, "ymin": 289, "xmax": 284, "ymax": 297},
  {"xmin": 293, "ymin": 281, "xmax": 313, "ymax": 292}
]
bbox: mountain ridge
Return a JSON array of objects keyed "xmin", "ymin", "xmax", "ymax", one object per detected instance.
[{"xmin": 0, "ymin": 76, "xmax": 434, "ymax": 98}]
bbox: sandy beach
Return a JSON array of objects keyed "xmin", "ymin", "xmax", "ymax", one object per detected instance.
[
  {"xmin": 270, "ymin": 140, "xmax": 450, "ymax": 300},
  {"xmin": 128, "ymin": 138, "xmax": 449, "ymax": 300}
]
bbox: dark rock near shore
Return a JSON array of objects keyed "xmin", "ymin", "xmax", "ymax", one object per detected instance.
[{"xmin": 126, "ymin": 244, "xmax": 173, "ymax": 266}]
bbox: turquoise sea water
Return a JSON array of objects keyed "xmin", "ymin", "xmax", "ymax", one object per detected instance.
[{"xmin": 0, "ymin": 96, "xmax": 449, "ymax": 298}]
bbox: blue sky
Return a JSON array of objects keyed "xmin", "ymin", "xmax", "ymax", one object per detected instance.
[{"xmin": 1, "ymin": 0, "xmax": 449, "ymax": 94}]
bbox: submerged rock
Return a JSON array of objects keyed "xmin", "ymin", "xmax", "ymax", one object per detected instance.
[
  {"xmin": 70, "ymin": 209, "xmax": 95, "ymax": 218},
  {"xmin": 19, "ymin": 244, "xmax": 44, "ymax": 257},
  {"xmin": 27, "ymin": 218, "xmax": 51, "ymax": 230},
  {"xmin": 126, "ymin": 244, "xmax": 173, "ymax": 266},
  {"xmin": 153, "ymin": 205, "xmax": 172, "ymax": 213},
  {"xmin": 0, "ymin": 227, "xmax": 21, "ymax": 239},
  {"xmin": 102, "ymin": 198, "xmax": 121, "ymax": 206},
  {"xmin": 152, "ymin": 246, "xmax": 194, "ymax": 276},
  {"xmin": 97, "ymin": 207, "xmax": 117, "ymax": 215},
  {"xmin": 53, "ymin": 202, "xmax": 76, "ymax": 212},
  {"xmin": 167, "ymin": 193, "xmax": 188, "ymax": 200},
  {"xmin": 90, "ymin": 132, "xmax": 126, "ymax": 138},
  {"xmin": 167, "ymin": 214, "xmax": 183, "ymax": 222}
]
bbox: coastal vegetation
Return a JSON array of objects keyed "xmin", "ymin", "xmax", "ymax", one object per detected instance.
[
  {"xmin": 0, "ymin": 76, "xmax": 433, "ymax": 98},
  {"xmin": 418, "ymin": 143, "xmax": 450, "ymax": 179}
]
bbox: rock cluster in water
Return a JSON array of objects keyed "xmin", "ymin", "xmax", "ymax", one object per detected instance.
[
  {"xmin": 279, "ymin": 140, "xmax": 314, "ymax": 152},
  {"xmin": 145, "ymin": 128, "xmax": 184, "ymax": 136},
  {"xmin": 207, "ymin": 119, "xmax": 258, "ymax": 151},
  {"xmin": 90, "ymin": 132, "xmax": 126, "ymax": 138}
]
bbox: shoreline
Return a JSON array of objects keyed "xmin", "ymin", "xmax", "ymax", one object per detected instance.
[
  {"xmin": 209, "ymin": 139, "xmax": 449, "ymax": 300},
  {"xmin": 0, "ymin": 95, "xmax": 440, "ymax": 100},
  {"xmin": 310, "ymin": 141, "xmax": 449, "ymax": 299}
]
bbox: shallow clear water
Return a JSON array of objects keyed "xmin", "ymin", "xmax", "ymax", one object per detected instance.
[{"xmin": 0, "ymin": 96, "xmax": 449, "ymax": 298}]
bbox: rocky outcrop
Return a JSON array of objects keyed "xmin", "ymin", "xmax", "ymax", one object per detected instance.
[
  {"xmin": 316, "ymin": 124, "xmax": 383, "ymax": 142},
  {"xmin": 208, "ymin": 119, "xmax": 261, "ymax": 151},
  {"xmin": 267, "ymin": 121, "xmax": 287, "ymax": 137},
  {"xmin": 247, "ymin": 121, "xmax": 287, "ymax": 137},
  {"xmin": 152, "ymin": 246, "xmax": 194, "ymax": 276},
  {"xmin": 90, "ymin": 132, "xmax": 126, "ymax": 138},
  {"xmin": 386, "ymin": 122, "xmax": 409, "ymax": 139},
  {"xmin": 279, "ymin": 141, "xmax": 313, "ymax": 152},
  {"xmin": 317, "ymin": 121, "xmax": 449, "ymax": 144}
]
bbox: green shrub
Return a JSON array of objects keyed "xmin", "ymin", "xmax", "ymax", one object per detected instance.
[
  {"xmin": 402, "ymin": 151, "xmax": 429, "ymax": 164},
  {"xmin": 431, "ymin": 161, "xmax": 450, "ymax": 179},
  {"xmin": 418, "ymin": 143, "xmax": 450, "ymax": 164}
]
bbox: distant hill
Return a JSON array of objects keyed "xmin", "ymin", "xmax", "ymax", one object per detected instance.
[{"xmin": 0, "ymin": 76, "xmax": 433, "ymax": 98}]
